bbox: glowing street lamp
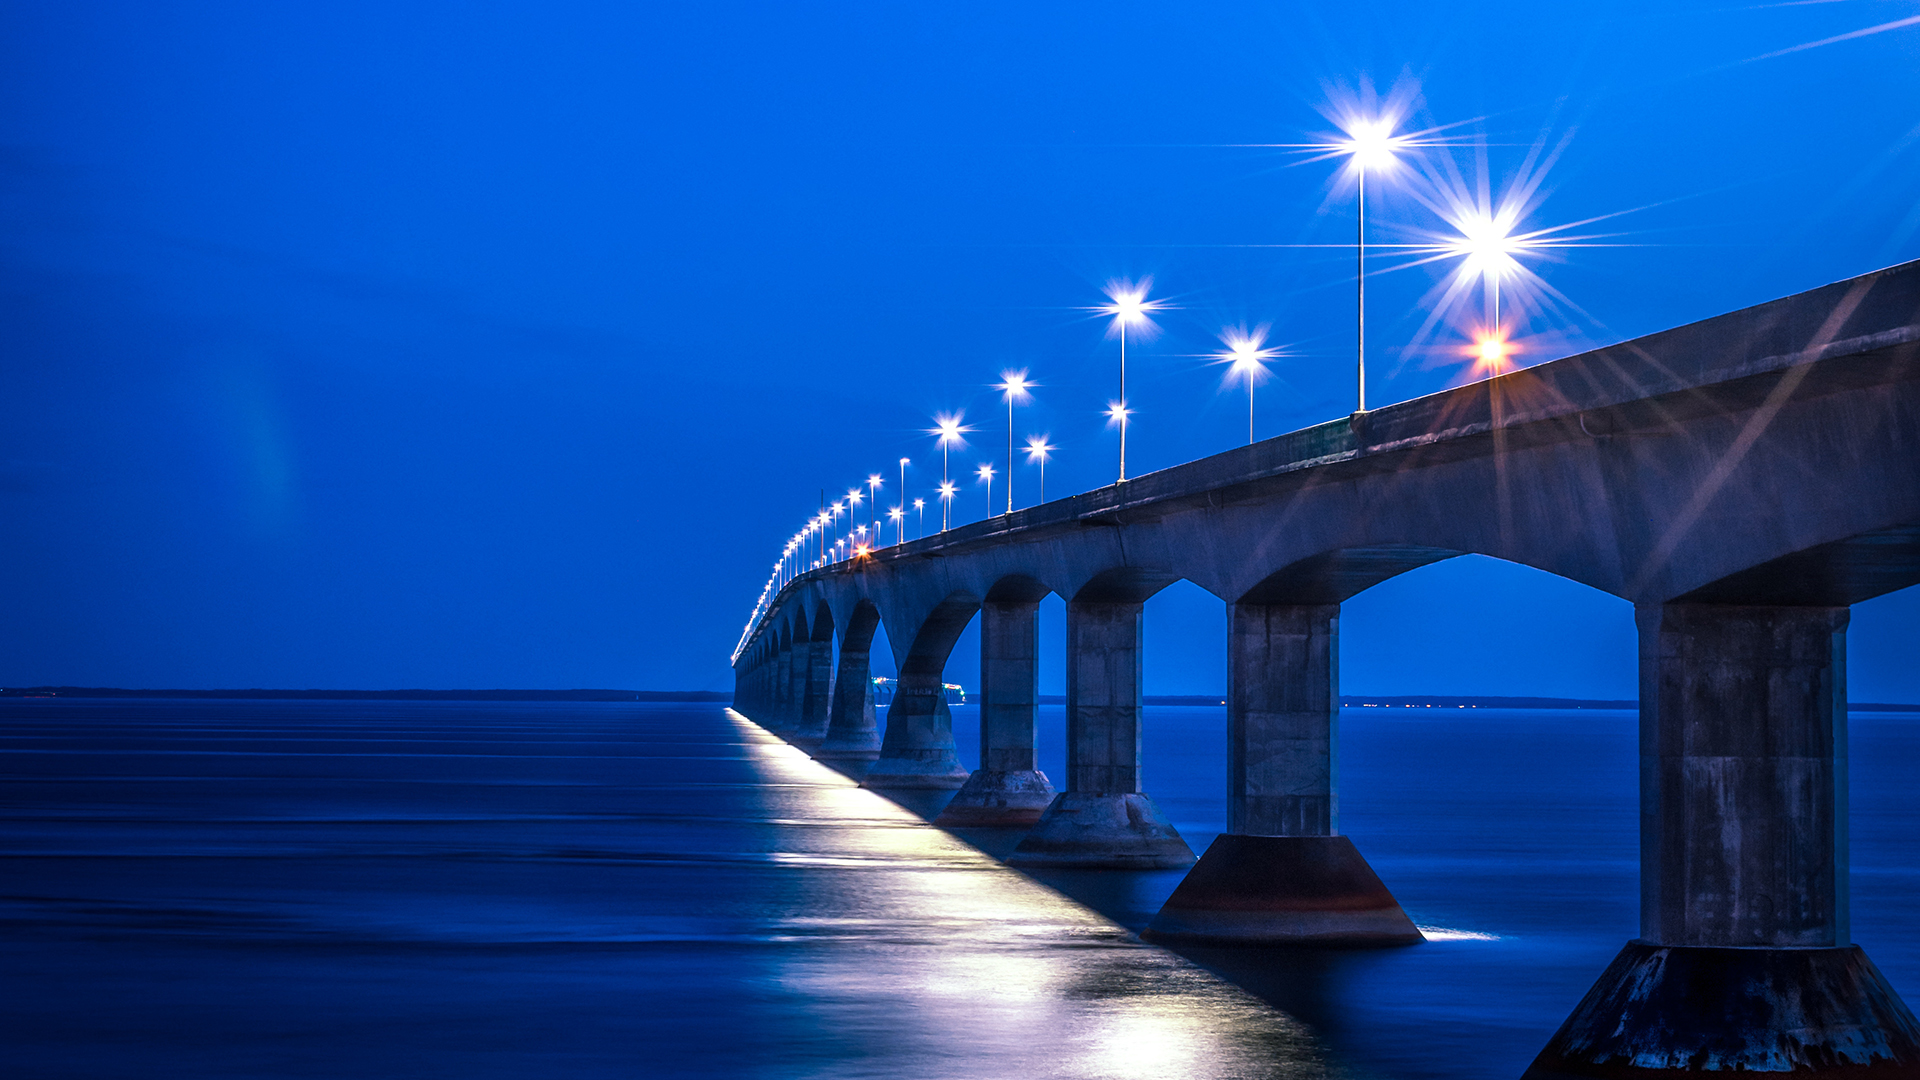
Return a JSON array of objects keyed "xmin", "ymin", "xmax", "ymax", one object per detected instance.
[
  {"xmin": 1473, "ymin": 332, "xmax": 1514, "ymax": 375},
  {"xmin": 1024, "ymin": 435, "xmax": 1054, "ymax": 503},
  {"xmin": 938, "ymin": 480, "xmax": 957, "ymax": 531},
  {"xmin": 1216, "ymin": 327, "xmax": 1280, "ymax": 445},
  {"xmin": 1099, "ymin": 280, "xmax": 1163, "ymax": 482},
  {"xmin": 994, "ymin": 369, "xmax": 1033, "ymax": 512},
  {"xmin": 867, "ymin": 475, "xmax": 882, "ymax": 537},
  {"xmin": 913, "ymin": 497, "xmax": 926, "ymax": 540},
  {"xmin": 1337, "ymin": 116, "xmax": 1409, "ymax": 413},
  {"xmin": 976, "ymin": 463, "xmax": 995, "ymax": 521},
  {"xmin": 889, "ymin": 505, "xmax": 904, "ymax": 546},
  {"xmin": 1104, "ymin": 401, "xmax": 1132, "ymax": 461},
  {"xmin": 930, "ymin": 413, "xmax": 972, "ymax": 489}
]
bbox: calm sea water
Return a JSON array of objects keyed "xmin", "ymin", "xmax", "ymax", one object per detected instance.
[{"xmin": 4, "ymin": 698, "xmax": 1916, "ymax": 1079}]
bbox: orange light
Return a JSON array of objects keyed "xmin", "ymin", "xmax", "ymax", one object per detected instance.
[{"xmin": 1473, "ymin": 333, "xmax": 1513, "ymax": 373}]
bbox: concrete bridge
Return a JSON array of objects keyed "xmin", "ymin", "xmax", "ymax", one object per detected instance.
[{"xmin": 731, "ymin": 260, "xmax": 1920, "ymax": 1077}]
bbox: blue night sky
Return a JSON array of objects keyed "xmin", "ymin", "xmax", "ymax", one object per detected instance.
[{"xmin": 2, "ymin": 1, "xmax": 1916, "ymax": 697}]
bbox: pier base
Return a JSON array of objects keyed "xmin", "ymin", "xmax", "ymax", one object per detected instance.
[
  {"xmin": 862, "ymin": 693, "xmax": 969, "ymax": 789},
  {"xmin": 1143, "ymin": 834, "xmax": 1422, "ymax": 947},
  {"xmin": 932, "ymin": 769, "xmax": 1056, "ymax": 827},
  {"xmin": 1524, "ymin": 941, "xmax": 1920, "ymax": 1078},
  {"xmin": 1005, "ymin": 793, "xmax": 1195, "ymax": 869},
  {"xmin": 814, "ymin": 695, "xmax": 881, "ymax": 763}
]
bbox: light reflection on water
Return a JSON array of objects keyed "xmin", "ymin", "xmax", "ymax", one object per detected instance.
[
  {"xmin": 9, "ymin": 698, "xmax": 1915, "ymax": 1080},
  {"xmin": 1, "ymin": 699, "xmax": 1349, "ymax": 1079},
  {"xmin": 725, "ymin": 712, "xmax": 1346, "ymax": 1079}
]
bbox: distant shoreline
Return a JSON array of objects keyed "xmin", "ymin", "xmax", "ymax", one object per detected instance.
[{"xmin": 2, "ymin": 687, "xmax": 1916, "ymax": 712}]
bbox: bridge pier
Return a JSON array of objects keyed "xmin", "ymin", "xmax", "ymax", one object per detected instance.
[
  {"xmin": 1008, "ymin": 598, "xmax": 1194, "ymax": 869},
  {"xmin": 791, "ymin": 624, "xmax": 834, "ymax": 746},
  {"xmin": 1526, "ymin": 604, "xmax": 1920, "ymax": 1078},
  {"xmin": 769, "ymin": 639, "xmax": 794, "ymax": 731},
  {"xmin": 816, "ymin": 616, "xmax": 882, "ymax": 763},
  {"xmin": 1146, "ymin": 603, "xmax": 1420, "ymax": 946},
  {"xmin": 936, "ymin": 599, "xmax": 1057, "ymax": 827}
]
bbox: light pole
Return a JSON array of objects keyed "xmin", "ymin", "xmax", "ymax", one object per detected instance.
[
  {"xmin": 994, "ymin": 370, "xmax": 1032, "ymax": 512},
  {"xmin": 1024, "ymin": 436, "xmax": 1053, "ymax": 503},
  {"xmin": 976, "ymin": 463, "xmax": 995, "ymax": 521},
  {"xmin": 938, "ymin": 480, "xmax": 956, "ymax": 531},
  {"xmin": 889, "ymin": 505, "xmax": 904, "ymax": 546},
  {"xmin": 931, "ymin": 413, "xmax": 971, "ymax": 491},
  {"xmin": 914, "ymin": 498, "xmax": 925, "ymax": 540},
  {"xmin": 1443, "ymin": 206, "xmax": 1528, "ymax": 375},
  {"xmin": 867, "ymin": 475, "xmax": 881, "ymax": 538},
  {"xmin": 1217, "ymin": 327, "xmax": 1278, "ymax": 445},
  {"xmin": 1099, "ymin": 281, "xmax": 1162, "ymax": 482},
  {"xmin": 1338, "ymin": 117, "xmax": 1406, "ymax": 414}
]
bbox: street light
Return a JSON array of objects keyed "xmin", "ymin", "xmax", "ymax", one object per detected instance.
[
  {"xmin": 1336, "ymin": 116, "xmax": 1408, "ymax": 413},
  {"xmin": 938, "ymin": 480, "xmax": 957, "ymax": 531},
  {"xmin": 994, "ymin": 369, "xmax": 1033, "ymax": 512},
  {"xmin": 976, "ymin": 463, "xmax": 995, "ymax": 521},
  {"xmin": 1099, "ymin": 280, "xmax": 1163, "ymax": 482},
  {"xmin": 889, "ymin": 505, "xmax": 904, "ymax": 546},
  {"xmin": 897, "ymin": 457, "xmax": 909, "ymax": 525},
  {"xmin": 930, "ymin": 413, "xmax": 972, "ymax": 489},
  {"xmin": 1216, "ymin": 326, "xmax": 1279, "ymax": 445},
  {"xmin": 867, "ymin": 475, "xmax": 882, "ymax": 538},
  {"xmin": 1024, "ymin": 435, "xmax": 1054, "ymax": 503},
  {"xmin": 914, "ymin": 497, "xmax": 926, "ymax": 540}
]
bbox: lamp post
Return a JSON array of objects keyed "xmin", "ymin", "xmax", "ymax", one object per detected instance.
[
  {"xmin": 1337, "ymin": 117, "xmax": 1406, "ymax": 414},
  {"xmin": 889, "ymin": 505, "xmax": 904, "ymax": 546},
  {"xmin": 1024, "ymin": 436, "xmax": 1054, "ymax": 503},
  {"xmin": 994, "ymin": 370, "xmax": 1032, "ymax": 512},
  {"xmin": 1099, "ymin": 280, "xmax": 1162, "ymax": 482},
  {"xmin": 932, "ymin": 413, "xmax": 970, "ymax": 490},
  {"xmin": 867, "ymin": 475, "xmax": 882, "ymax": 538},
  {"xmin": 976, "ymin": 463, "xmax": 995, "ymax": 521},
  {"xmin": 938, "ymin": 481, "xmax": 956, "ymax": 531},
  {"xmin": 914, "ymin": 498, "xmax": 925, "ymax": 540},
  {"xmin": 1218, "ymin": 327, "xmax": 1278, "ymax": 445}
]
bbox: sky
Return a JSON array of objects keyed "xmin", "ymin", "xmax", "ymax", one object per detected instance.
[{"xmin": 1, "ymin": 0, "xmax": 1916, "ymax": 697}]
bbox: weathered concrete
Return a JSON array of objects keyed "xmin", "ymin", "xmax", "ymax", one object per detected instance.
[
  {"xmin": 1227, "ymin": 603, "xmax": 1339, "ymax": 836},
  {"xmin": 863, "ymin": 595, "xmax": 974, "ymax": 789},
  {"xmin": 1526, "ymin": 603, "xmax": 1920, "ymax": 1077},
  {"xmin": 792, "ymin": 609, "xmax": 835, "ymax": 745},
  {"xmin": 1008, "ymin": 598, "xmax": 1194, "ymax": 868},
  {"xmin": 936, "ymin": 596, "xmax": 1057, "ymax": 827},
  {"xmin": 1143, "ymin": 835, "xmax": 1423, "ymax": 946},
  {"xmin": 1147, "ymin": 603, "xmax": 1419, "ymax": 944},
  {"xmin": 862, "ymin": 684, "xmax": 968, "ymax": 789},
  {"xmin": 1525, "ymin": 943, "xmax": 1920, "ymax": 1078},
  {"xmin": 815, "ymin": 603, "xmax": 882, "ymax": 762}
]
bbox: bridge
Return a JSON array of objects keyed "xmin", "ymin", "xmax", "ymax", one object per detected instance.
[{"xmin": 730, "ymin": 260, "xmax": 1920, "ymax": 1077}]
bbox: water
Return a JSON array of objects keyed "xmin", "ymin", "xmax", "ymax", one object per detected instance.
[{"xmin": 4, "ymin": 699, "xmax": 1917, "ymax": 1079}]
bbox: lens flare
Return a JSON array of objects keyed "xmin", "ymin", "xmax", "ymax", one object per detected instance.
[{"xmin": 1097, "ymin": 279, "xmax": 1165, "ymax": 336}]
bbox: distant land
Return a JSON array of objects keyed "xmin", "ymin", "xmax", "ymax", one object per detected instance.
[{"xmin": 2, "ymin": 687, "xmax": 1915, "ymax": 712}]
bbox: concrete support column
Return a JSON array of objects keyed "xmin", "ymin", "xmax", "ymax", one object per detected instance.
[
  {"xmin": 1009, "ymin": 599, "xmax": 1192, "ymax": 868},
  {"xmin": 1147, "ymin": 603, "xmax": 1419, "ymax": 944},
  {"xmin": 936, "ymin": 600, "xmax": 1057, "ymax": 827},
  {"xmin": 769, "ymin": 645, "xmax": 792, "ymax": 731},
  {"xmin": 817, "ymin": 633, "xmax": 882, "ymax": 763},
  {"xmin": 1148, "ymin": 602, "xmax": 1418, "ymax": 945},
  {"xmin": 779, "ymin": 638, "xmax": 811, "ymax": 734},
  {"xmin": 1528, "ymin": 604, "xmax": 1920, "ymax": 1078},
  {"xmin": 863, "ymin": 658, "xmax": 969, "ymax": 790},
  {"xmin": 792, "ymin": 635, "xmax": 834, "ymax": 744}
]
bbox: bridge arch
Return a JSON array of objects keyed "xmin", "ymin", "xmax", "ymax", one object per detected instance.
[{"xmin": 863, "ymin": 589, "xmax": 981, "ymax": 788}]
